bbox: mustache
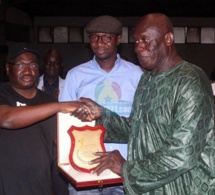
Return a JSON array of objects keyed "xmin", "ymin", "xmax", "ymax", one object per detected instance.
[{"xmin": 20, "ymin": 74, "xmax": 34, "ymax": 78}]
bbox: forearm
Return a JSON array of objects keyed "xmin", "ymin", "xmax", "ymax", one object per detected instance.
[{"xmin": 0, "ymin": 102, "xmax": 79, "ymax": 129}]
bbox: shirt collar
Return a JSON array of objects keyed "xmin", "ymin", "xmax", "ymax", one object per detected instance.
[{"xmin": 92, "ymin": 54, "xmax": 121, "ymax": 72}]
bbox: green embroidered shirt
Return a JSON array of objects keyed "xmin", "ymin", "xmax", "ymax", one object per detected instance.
[{"xmin": 99, "ymin": 61, "xmax": 215, "ymax": 195}]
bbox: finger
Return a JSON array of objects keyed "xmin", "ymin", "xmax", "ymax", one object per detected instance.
[
  {"xmin": 82, "ymin": 105, "xmax": 91, "ymax": 115},
  {"xmin": 73, "ymin": 107, "xmax": 83, "ymax": 116},
  {"xmin": 91, "ymin": 162, "xmax": 107, "ymax": 175},
  {"xmin": 89, "ymin": 152, "xmax": 109, "ymax": 164},
  {"xmin": 73, "ymin": 107, "xmax": 83, "ymax": 114},
  {"xmin": 83, "ymin": 115, "xmax": 94, "ymax": 122},
  {"xmin": 81, "ymin": 105, "xmax": 96, "ymax": 120},
  {"xmin": 93, "ymin": 152, "xmax": 111, "ymax": 156},
  {"xmin": 74, "ymin": 109, "xmax": 87, "ymax": 119}
]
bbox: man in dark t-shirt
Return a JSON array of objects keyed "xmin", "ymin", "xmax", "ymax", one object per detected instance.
[{"xmin": 0, "ymin": 43, "xmax": 82, "ymax": 195}]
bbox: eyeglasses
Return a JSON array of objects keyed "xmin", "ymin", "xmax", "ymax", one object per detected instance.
[
  {"xmin": 89, "ymin": 35, "xmax": 115, "ymax": 44},
  {"xmin": 44, "ymin": 62, "xmax": 61, "ymax": 68},
  {"xmin": 9, "ymin": 62, "xmax": 39, "ymax": 70}
]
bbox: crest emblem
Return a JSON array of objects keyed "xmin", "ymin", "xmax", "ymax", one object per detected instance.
[{"xmin": 68, "ymin": 125, "xmax": 106, "ymax": 173}]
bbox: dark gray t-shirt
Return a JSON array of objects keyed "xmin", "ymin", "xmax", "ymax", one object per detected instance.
[{"xmin": 0, "ymin": 82, "xmax": 56, "ymax": 195}]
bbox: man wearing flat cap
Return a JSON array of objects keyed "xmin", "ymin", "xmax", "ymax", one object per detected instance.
[
  {"xmin": 0, "ymin": 43, "xmax": 85, "ymax": 195},
  {"xmin": 60, "ymin": 15, "xmax": 143, "ymax": 195}
]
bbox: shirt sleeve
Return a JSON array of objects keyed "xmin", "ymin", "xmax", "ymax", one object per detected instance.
[{"xmin": 97, "ymin": 108, "xmax": 133, "ymax": 143}]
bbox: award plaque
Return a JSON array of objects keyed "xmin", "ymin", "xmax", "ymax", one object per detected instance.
[
  {"xmin": 68, "ymin": 125, "xmax": 106, "ymax": 173},
  {"xmin": 57, "ymin": 112, "xmax": 123, "ymax": 188}
]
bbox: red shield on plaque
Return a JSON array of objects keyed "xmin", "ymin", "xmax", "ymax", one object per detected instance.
[{"xmin": 68, "ymin": 125, "xmax": 106, "ymax": 173}]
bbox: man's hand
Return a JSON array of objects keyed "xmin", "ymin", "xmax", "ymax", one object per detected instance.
[
  {"xmin": 59, "ymin": 101, "xmax": 83, "ymax": 114},
  {"xmin": 73, "ymin": 97, "xmax": 104, "ymax": 121},
  {"xmin": 89, "ymin": 150, "xmax": 125, "ymax": 176}
]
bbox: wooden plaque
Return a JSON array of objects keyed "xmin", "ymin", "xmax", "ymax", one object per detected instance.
[{"xmin": 68, "ymin": 125, "xmax": 106, "ymax": 173}]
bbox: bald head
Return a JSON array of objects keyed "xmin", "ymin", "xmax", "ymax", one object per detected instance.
[
  {"xmin": 43, "ymin": 48, "xmax": 62, "ymax": 63},
  {"xmin": 136, "ymin": 13, "xmax": 174, "ymax": 36},
  {"xmin": 133, "ymin": 13, "xmax": 182, "ymax": 75},
  {"xmin": 43, "ymin": 48, "xmax": 63, "ymax": 79}
]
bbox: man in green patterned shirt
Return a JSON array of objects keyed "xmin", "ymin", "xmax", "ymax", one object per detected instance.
[{"xmin": 75, "ymin": 13, "xmax": 215, "ymax": 195}]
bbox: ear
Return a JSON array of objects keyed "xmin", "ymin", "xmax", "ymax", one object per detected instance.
[
  {"xmin": 165, "ymin": 32, "xmax": 174, "ymax": 46},
  {"xmin": 116, "ymin": 35, "xmax": 122, "ymax": 45}
]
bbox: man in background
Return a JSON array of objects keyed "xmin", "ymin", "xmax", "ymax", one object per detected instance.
[
  {"xmin": 60, "ymin": 15, "xmax": 143, "ymax": 194},
  {"xmin": 37, "ymin": 48, "xmax": 65, "ymax": 100}
]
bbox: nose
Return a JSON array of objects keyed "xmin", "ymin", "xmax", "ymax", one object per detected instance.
[
  {"xmin": 22, "ymin": 65, "xmax": 32, "ymax": 73},
  {"xmin": 97, "ymin": 36, "xmax": 104, "ymax": 45}
]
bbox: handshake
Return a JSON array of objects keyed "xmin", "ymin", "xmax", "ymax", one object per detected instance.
[{"xmin": 69, "ymin": 97, "xmax": 104, "ymax": 121}]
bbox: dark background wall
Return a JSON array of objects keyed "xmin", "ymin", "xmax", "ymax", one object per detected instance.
[
  {"xmin": 33, "ymin": 43, "xmax": 215, "ymax": 80},
  {"xmin": 32, "ymin": 16, "xmax": 215, "ymax": 79},
  {"xmin": 1, "ymin": 13, "xmax": 215, "ymax": 81}
]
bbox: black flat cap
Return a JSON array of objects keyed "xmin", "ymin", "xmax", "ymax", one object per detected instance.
[
  {"xmin": 86, "ymin": 15, "xmax": 122, "ymax": 35},
  {"xmin": 7, "ymin": 43, "xmax": 40, "ymax": 62}
]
